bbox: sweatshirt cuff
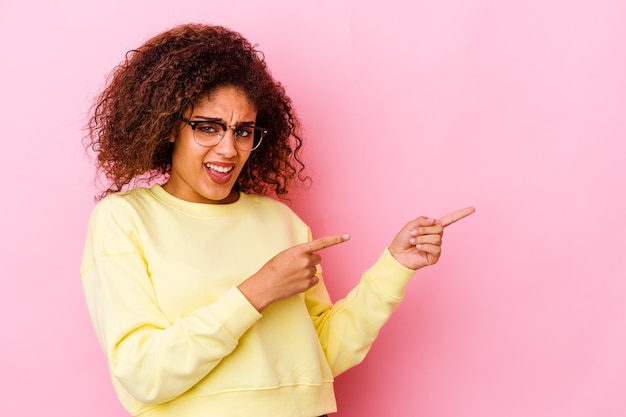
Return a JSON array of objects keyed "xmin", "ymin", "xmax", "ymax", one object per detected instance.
[
  {"xmin": 205, "ymin": 287, "xmax": 263, "ymax": 341},
  {"xmin": 362, "ymin": 248, "xmax": 416, "ymax": 299}
]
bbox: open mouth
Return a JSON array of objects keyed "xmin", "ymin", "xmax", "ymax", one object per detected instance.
[{"xmin": 204, "ymin": 162, "xmax": 235, "ymax": 185}]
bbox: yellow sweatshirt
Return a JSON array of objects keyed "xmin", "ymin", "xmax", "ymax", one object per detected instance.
[{"xmin": 81, "ymin": 185, "xmax": 415, "ymax": 417}]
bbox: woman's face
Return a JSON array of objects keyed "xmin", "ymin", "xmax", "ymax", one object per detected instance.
[{"xmin": 164, "ymin": 85, "xmax": 257, "ymax": 204}]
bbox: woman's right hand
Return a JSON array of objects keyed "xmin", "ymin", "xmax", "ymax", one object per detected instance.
[{"xmin": 238, "ymin": 233, "xmax": 350, "ymax": 312}]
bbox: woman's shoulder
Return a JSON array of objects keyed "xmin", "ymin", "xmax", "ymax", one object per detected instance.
[
  {"xmin": 244, "ymin": 193, "xmax": 307, "ymax": 222},
  {"xmin": 89, "ymin": 188, "xmax": 154, "ymax": 222},
  {"xmin": 245, "ymin": 193, "xmax": 296, "ymax": 213}
]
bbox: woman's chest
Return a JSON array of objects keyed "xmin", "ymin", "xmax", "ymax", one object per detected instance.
[{"xmin": 138, "ymin": 213, "xmax": 304, "ymax": 320}]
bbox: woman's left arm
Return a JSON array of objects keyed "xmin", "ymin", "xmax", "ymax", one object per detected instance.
[{"xmin": 307, "ymin": 207, "xmax": 475, "ymax": 376}]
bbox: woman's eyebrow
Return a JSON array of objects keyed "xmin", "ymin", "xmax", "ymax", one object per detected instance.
[
  {"xmin": 192, "ymin": 115, "xmax": 256, "ymax": 125},
  {"xmin": 191, "ymin": 115, "xmax": 223, "ymax": 122}
]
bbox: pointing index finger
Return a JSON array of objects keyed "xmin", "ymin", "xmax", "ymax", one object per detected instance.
[
  {"xmin": 304, "ymin": 233, "xmax": 350, "ymax": 253},
  {"xmin": 438, "ymin": 207, "xmax": 476, "ymax": 227}
]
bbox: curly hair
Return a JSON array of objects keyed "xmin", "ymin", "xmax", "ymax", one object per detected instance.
[{"xmin": 85, "ymin": 23, "xmax": 306, "ymax": 199}]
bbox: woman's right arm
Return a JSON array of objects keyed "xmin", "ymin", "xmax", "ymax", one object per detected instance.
[{"xmin": 80, "ymin": 199, "xmax": 262, "ymax": 405}]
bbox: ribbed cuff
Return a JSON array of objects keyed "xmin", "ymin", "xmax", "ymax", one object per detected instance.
[
  {"xmin": 205, "ymin": 287, "xmax": 263, "ymax": 341},
  {"xmin": 362, "ymin": 249, "xmax": 416, "ymax": 299}
]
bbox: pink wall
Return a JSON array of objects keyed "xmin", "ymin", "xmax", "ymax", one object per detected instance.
[{"xmin": 1, "ymin": 0, "xmax": 625, "ymax": 415}]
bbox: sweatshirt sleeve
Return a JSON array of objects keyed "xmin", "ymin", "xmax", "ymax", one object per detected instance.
[
  {"xmin": 80, "ymin": 198, "xmax": 262, "ymax": 405},
  {"xmin": 305, "ymin": 249, "xmax": 416, "ymax": 376}
]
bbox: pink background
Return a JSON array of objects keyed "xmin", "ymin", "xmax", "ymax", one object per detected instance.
[{"xmin": 1, "ymin": 0, "xmax": 625, "ymax": 415}]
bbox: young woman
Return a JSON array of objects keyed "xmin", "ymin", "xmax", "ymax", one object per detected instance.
[{"xmin": 81, "ymin": 23, "xmax": 474, "ymax": 417}]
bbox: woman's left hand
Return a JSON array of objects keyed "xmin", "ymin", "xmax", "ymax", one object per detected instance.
[{"xmin": 388, "ymin": 207, "xmax": 475, "ymax": 270}]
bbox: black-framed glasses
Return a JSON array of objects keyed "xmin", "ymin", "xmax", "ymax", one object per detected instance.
[{"xmin": 180, "ymin": 117, "xmax": 267, "ymax": 151}]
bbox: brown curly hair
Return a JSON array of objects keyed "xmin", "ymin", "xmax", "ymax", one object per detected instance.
[{"xmin": 86, "ymin": 23, "xmax": 306, "ymax": 199}]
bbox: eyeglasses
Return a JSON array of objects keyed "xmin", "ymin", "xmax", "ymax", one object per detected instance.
[{"xmin": 180, "ymin": 117, "xmax": 267, "ymax": 151}]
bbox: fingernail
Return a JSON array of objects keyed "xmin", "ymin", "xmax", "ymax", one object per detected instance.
[{"xmin": 342, "ymin": 233, "xmax": 350, "ymax": 240}]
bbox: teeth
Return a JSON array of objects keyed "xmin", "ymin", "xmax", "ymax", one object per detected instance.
[{"xmin": 205, "ymin": 163, "xmax": 233, "ymax": 173}]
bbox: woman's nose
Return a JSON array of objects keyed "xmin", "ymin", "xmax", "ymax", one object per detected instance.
[{"xmin": 214, "ymin": 129, "xmax": 238, "ymax": 157}]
